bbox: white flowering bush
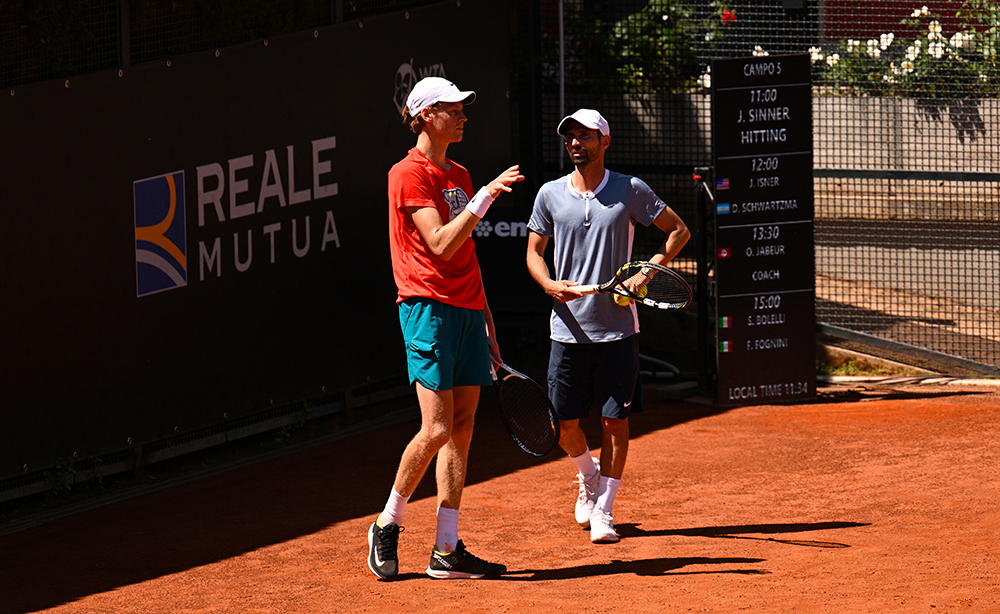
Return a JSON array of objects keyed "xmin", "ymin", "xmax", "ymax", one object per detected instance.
[
  {"xmin": 796, "ymin": 2, "xmax": 1000, "ymax": 141},
  {"xmin": 808, "ymin": 2, "xmax": 1000, "ymax": 99}
]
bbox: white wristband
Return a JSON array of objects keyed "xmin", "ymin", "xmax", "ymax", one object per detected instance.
[{"xmin": 464, "ymin": 187, "xmax": 495, "ymax": 219}]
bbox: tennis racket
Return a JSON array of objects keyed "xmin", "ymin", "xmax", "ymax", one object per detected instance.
[
  {"xmin": 491, "ymin": 360, "xmax": 560, "ymax": 457},
  {"xmin": 575, "ymin": 260, "xmax": 692, "ymax": 310}
]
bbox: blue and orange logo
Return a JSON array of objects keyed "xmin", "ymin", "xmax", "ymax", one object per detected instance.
[{"xmin": 134, "ymin": 172, "xmax": 187, "ymax": 297}]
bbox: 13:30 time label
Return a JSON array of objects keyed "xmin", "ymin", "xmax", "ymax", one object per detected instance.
[{"xmin": 752, "ymin": 225, "xmax": 780, "ymax": 241}]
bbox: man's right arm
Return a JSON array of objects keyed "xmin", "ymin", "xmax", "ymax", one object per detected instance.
[
  {"xmin": 409, "ymin": 166, "xmax": 524, "ymax": 261},
  {"xmin": 526, "ymin": 231, "xmax": 583, "ymax": 303},
  {"xmin": 409, "ymin": 206, "xmax": 481, "ymax": 261}
]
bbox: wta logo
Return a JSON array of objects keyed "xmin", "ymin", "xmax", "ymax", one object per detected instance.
[{"xmin": 134, "ymin": 171, "xmax": 188, "ymax": 297}]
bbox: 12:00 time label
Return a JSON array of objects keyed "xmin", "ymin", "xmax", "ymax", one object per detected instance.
[{"xmin": 751, "ymin": 157, "xmax": 779, "ymax": 172}]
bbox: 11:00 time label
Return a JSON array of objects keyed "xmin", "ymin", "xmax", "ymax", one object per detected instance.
[{"xmin": 749, "ymin": 88, "xmax": 778, "ymax": 103}]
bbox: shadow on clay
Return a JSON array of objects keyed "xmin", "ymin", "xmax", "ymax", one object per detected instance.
[{"xmin": 617, "ymin": 520, "xmax": 870, "ymax": 549}]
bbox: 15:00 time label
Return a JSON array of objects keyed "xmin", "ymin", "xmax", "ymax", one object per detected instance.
[{"xmin": 753, "ymin": 294, "xmax": 781, "ymax": 309}]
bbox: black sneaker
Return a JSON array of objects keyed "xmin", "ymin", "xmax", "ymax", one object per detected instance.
[
  {"xmin": 425, "ymin": 540, "xmax": 506, "ymax": 579},
  {"xmin": 367, "ymin": 521, "xmax": 402, "ymax": 579}
]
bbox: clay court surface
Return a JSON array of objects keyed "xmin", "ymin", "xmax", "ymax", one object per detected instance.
[{"xmin": 2, "ymin": 380, "xmax": 998, "ymax": 613}]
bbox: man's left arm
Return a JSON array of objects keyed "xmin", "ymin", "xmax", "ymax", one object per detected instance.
[
  {"xmin": 648, "ymin": 205, "xmax": 691, "ymax": 266},
  {"xmin": 480, "ymin": 267, "xmax": 502, "ymax": 365}
]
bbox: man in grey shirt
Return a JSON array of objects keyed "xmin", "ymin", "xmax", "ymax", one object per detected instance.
[{"xmin": 526, "ymin": 109, "xmax": 690, "ymax": 543}]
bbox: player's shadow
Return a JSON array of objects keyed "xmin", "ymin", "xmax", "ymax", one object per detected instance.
[
  {"xmin": 617, "ymin": 521, "xmax": 870, "ymax": 549},
  {"xmin": 379, "ymin": 521, "xmax": 868, "ymax": 582},
  {"xmin": 381, "ymin": 556, "xmax": 769, "ymax": 582},
  {"xmin": 502, "ymin": 556, "xmax": 769, "ymax": 580},
  {"xmin": 813, "ymin": 387, "xmax": 985, "ymax": 404}
]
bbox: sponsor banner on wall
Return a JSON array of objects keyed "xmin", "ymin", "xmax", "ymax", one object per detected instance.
[{"xmin": 0, "ymin": 0, "xmax": 513, "ymax": 480}]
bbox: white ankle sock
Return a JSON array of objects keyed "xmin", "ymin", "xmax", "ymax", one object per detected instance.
[
  {"xmin": 435, "ymin": 506, "xmax": 460, "ymax": 553},
  {"xmin": 595, "ymin": 476, "xmax": 621, "ymax": 515},
  {"xmin": 570, "ymin": 449, "xmax": 598, "ymax": 479},
  {"xmin": 378, "ymin": 487, "xmax": 409, "ymax": 527}
]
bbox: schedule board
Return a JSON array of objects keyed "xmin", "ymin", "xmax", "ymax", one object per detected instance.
[{"xmin": 711, "ymin": 54, "xmax": 815, "ymax": 405}]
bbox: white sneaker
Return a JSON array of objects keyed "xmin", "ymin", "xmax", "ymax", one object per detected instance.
[
  {"xmin": 574, "ymin": 459, "xmax": 601, "ymax": 528},
  {"xmin": 590, "ymin": 510, "xmax": 619, "ymax": 544}
]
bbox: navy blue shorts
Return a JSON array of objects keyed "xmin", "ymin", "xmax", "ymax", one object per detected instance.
[{"xmin": 547, "ymin": 335, "xmax": 642, "ymax": 421}]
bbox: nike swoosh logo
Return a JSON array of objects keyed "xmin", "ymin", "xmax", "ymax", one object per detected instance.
[
  {"xmin": 372, "ymin": 530, "xmax": 387, "ymax": 566},
  {"xmin": 624, "ymin": 401, "xmax": 632, "ymax": 407}
]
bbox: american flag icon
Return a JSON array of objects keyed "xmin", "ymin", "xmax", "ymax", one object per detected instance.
[{"xmin": 716, "ymin": 178, "xmax": 730, "ymax": 190}]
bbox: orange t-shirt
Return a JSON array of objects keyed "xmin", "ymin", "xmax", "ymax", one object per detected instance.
[{"xmin": 388, "ymin": 148, "xmax": 485, "ymax": 309}]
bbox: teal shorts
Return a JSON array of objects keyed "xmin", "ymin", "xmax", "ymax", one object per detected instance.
[{"xmin": 398, "ymin": 297, "xmax": 492, "ymax": 391}]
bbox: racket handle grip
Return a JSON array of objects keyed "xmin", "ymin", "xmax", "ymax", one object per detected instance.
[{"xmin": 574, "ymin": 284, "xmax": 600, "ymax": 294}]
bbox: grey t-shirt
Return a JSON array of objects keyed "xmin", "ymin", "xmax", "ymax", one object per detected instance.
[{"xmin": 528, "ymin": 170, "xmax": 667, "ymax": 343}]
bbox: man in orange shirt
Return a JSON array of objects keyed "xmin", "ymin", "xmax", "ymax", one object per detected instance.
[{"xmin": 367, "ymin": 77, "xmax": 523, "ymax": 580}]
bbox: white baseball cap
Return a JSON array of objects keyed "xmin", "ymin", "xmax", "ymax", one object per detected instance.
[
  {"xmin": 405, "ymin": 77, "xmax": 476, "ymax": 117},
  {"xmin": 557, "ymin": 109, "xmax": 610, "ymax": 136}
]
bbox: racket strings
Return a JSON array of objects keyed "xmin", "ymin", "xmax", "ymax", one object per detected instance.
[
  {"xmin": 619, "ymin": 264, "xmax": 691, "ymax": 304},
  {"xmin": 498, "ymin": 376, "xmax": 557, "ymax": 454}
]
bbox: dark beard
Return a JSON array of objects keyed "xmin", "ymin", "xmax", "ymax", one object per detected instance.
[{"xmin": 569, "ymin": 148, "xmax": 592, "ymax": 166}]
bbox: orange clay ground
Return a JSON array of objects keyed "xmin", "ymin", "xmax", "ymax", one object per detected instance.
[{"xmin": 1, "ymin": 379, "xmax": 998, "ymax": 613}]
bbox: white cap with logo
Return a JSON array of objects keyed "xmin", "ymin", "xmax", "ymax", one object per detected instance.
[
  {"xmin": 557, "ymin": 108, "xmax": 610, "ymax": 136},
  {"xmin": 405, "ymin": 77, "xmax": 476, "ymax": 117}
]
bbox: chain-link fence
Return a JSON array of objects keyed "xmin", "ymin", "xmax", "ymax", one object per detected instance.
[
  {"xmin": 4, "ymin": 0, "xmax": 998, "ymax": 373},
  {"xmin": 525, "ymin": 0, "xmax": 1000, "ymax": 374},
  {"xmin": 1, "ymin": 1, "xmax": 451, "ymax": 87},
  {"xmin": 808, "ymin": 1, "xmax": 1000, "ymax": 374}
]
